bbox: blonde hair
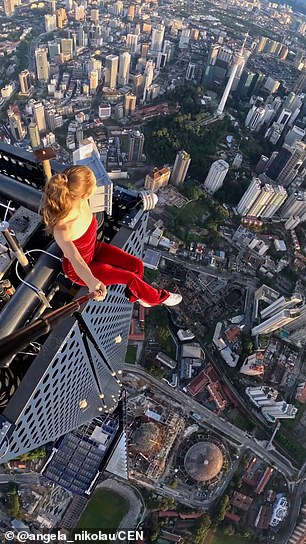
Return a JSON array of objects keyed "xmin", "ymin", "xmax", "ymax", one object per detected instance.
[{"xmin": 41, "ymin": 165, "xmax": 96, "ymax": 234}]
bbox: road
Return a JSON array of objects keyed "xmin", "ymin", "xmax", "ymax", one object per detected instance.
[
  {"xmin": 124, "ymin": 364, "xmax": 299, "ymax": 482},
  {"xmin": 0, "ymin": 473, "xmax": 40, "ymax": 485},
  {"xmin": 154, "ymin": 247, "xmax": 259, "ymax": 288}
]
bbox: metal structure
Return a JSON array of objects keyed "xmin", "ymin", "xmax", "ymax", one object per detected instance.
[{"xmin": 0, "ymin": 142, "xmax": 149, "ymax": 463}]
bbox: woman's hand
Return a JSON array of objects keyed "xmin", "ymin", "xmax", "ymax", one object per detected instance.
[{"xmin": 87, "ymin": 278, "xmax": 107, "ymax": 301}]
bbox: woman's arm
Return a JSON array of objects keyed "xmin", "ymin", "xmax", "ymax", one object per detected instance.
[{"xmin": 54, "ymin": 227, "xmax": 107, "ymax": 300}]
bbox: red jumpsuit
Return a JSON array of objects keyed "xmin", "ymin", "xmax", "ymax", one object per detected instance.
[{"xmin": 62, "ymin": 216, "xmax": 169, "ymax": 306}]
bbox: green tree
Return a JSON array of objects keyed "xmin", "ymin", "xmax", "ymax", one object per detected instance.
[{"xmin": 224, "ymin": 524, "xmax": 235, "ymax": 536}]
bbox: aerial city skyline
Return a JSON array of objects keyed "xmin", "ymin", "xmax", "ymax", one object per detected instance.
[{"xmin": 0, "ymin": 0, "xmax": 306, "ymax": 542}]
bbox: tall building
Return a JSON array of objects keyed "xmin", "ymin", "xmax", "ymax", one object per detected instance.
[
  {"xmin": 73, "ymin": 137, "xmax": 113, "ymax": 216},
  {"xmin": 267, "ymin": 142, "xmax": 306, "ymax": 186},
  {"xmin": 19, "ymin": 70, "xmax": 31, "ymax": 95},
  {"xmin": 118, "ymin": 52, "xmax": 131, "ymax": 86},
  {"xmin": 179, "ymin": 28, "xmax": 190, "ymax": 49},
  {"xmin": 186, "ymin": 63, "xmax": 196, "ymax": 81},
  {"xmin": 261, "ymin": 186, "xmax": 287, "ymax": 218},
  {"xmin": 105, "ymin": 55, "xmax": 118, "ymax": 89},
  {"xmin": 245, "ymin": 106, "xmax": 266, "ymax": 132},
  {"xmin": 279, "ymin": 191, "xmax": 306, "ymax": 219},
  {"xmin": 0, "ymin": 143, "xmax": 151, "ymax": 461},
  {"xmin": 260, "ymin": 294, "xmax": 303, "ymax": 320},
  {"xmin": 128, "ymin": 131, "xmax": 144, "ymax": 162},
  {"xmin": 237, "ymin": 178, "xmax": 262, "ymax": 215},
  {"xmin": 171, "ymin": 150, "xmax": 191, "ymax": 187},
  {"xmin": 251, "ymin": 309, "xmax": 301, "ymax": 336},
  {"xmin": 88, "ymin": 58, "xmax": 102, "ymax": 80},
  {"xmin": 285, "ymin": 126, "xmax": 305, "ymax": 147},
  {"xmin": 151, "ymin": 25, "xmax": 165, "ymax": 53},
  {"xmin": 283, "ymin": 305, "xmax": 306, "ymax": 345},
  {"xmin": 126, "ymin": 34, "xmax": 138, "ymax": 54},
  {"xmin": 145, "ymin": 167, "xmax": 171, "ymax": 192},
  {"xmin": 28, "ymin": 121, "xmax": 41, "ymax": 149},
  {"xmin": 142, "ymin": 59, "xmax": 154, "ymax": 102},
  {"xmin": 262, "ymin": 402, "xmax": 297, "ymax": 422},
  {"xmin": 217, "ymin": 41, "xmax": 246, "ymax": 115},
  {"xmin": 203, "ymin": 159, "xmax": 229, "ymax": 194},
  {"xmin": 246, "ymin": 387, "xmax": 297, "ymax": 422},
  {"xmin": 77, "ymin": 25, "xmax": 86, "ymax": 47},
  {"xmin": 48, "ymin": 41, "xmax": 60, "ymax": 60},
  {"xmin": 246, "ymin": 183, "xmax": 275, "ymax": 217},
  {"xmin": 56, "ymin": 8, "xmax": 67, "ymax": 28},
  {"xmin": 61, "ymin": 38, "xmax": 73, "ymax": 60},
  {"xmin": 90, "ymin": 8, "xmax": 99, "ymax": 23},
  {"xmin": 255, "ymin": 155, "xmax": 269, "ymax": 175},
  {"xmin": 35, "ymin": 48, "xmax": 49, "ymax": 83},
  {"xmin": 89, "ymin": 70, "xmax": 99, "ymax": 94},
  {"xmin": 4, "ymin": 0, "xmax": 15, "ymax": 16},
  {"xmin": 74, "ymin": 4, "xmax": 85, "ymax": 20},
  {"xmin": 276, "ymin": 108, "xmax": 292, "ymax": 126},
  {"xmin": 124, "ymin": 93, "xmax": 136, "ymax": 116},
  {"xmin": 8, "ymin": 107, "xmax": 26, "ymax": 141},
  {"xmin": 45, "ymin": 14, "xmax": 57, "ymax": 32},
  {"xmin": 33, "ymin": 102, "xmax": 46, "ymax": 133}
]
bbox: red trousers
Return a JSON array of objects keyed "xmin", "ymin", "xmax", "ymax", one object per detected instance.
[{"xmin": 63, "ymin": 241, "xmax": 170, "ymax": 306}]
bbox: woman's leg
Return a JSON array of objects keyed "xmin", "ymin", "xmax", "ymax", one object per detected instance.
[
  {"xmin": 94, "ymin": 241, "xmax": 144, "ymax": 278},
  {"xmin": 89, "ymin": 261, "xmax": 169, "ymax": 305}
]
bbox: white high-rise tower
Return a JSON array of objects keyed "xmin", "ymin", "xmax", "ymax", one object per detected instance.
[{"xmin": 217, "ymin": 36, "xmax": 247, "ymax": 116}]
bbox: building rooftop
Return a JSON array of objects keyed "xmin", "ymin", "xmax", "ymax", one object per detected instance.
[{"xmin": 184, "ymin": 441, "xmax": 224, "ymax": 482}]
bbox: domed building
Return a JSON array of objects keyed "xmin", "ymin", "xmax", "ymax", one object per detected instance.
[
  {"xmin": 184, "ymin": 441, "xmax": 224, "ymax": 482},
  {"xmin": 132, "ymin": 422, "xmax": 162, "ymax": 454}
]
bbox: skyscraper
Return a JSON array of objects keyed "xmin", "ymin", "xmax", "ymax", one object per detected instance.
[
  {"xmin": 118, "ymin": 52, "xmax": 131, "ymax": 86},
  {"xmin": 145, "ymin": 167, "xmax": 171, "ymax": 192},
  {"xmin": 260, "ymin": 186, "xmax": 287, "ymax": 218},
  {"xmin": 151, "ymin": 25, "xmax": 164, "ymax": 53},
  {"xmin": 0, "ymin": 151, "xmax": 151, "ymax": 461},
  {"xmin": 44, "ymin": 14, "xmax": 57, "ymax": 32},
  {"xmin": 246, "ymin": 184, "xmax": 280, "ymax": 217},
  {"xmin": 245, "ymin": 106, "xmax": 266, "ymax": 132},
  {"xmin": 203, "ymin": 159, "xmax": 229, "ymax": 194},
  {"xmin": 285, "ymin": 126, "xmax": 306, "ymax": 147},
  {"xmin": 279, "ymin": 191, "xmax": 306, "ymax": 219},
  {"xmin": 128, "ymin": 131, "xmax": 144, "ymax": 162},
  {"xmin": 251, "ymin": 309, "xmax": 301, "ymax": 336},
  {"xmin": 56, "ymin": 8, "xmax": 67, "ymax": 28},
  {"xmin": 89, "ymin": 70, "xmax": 99, "ymax": 94},
  {"xmin": 19, "ymin": 70, "xmax": 31, "ymax": 95},
  {"xmin": 35, "ymin": 48, "xmax": 49, "ymax": 83},
  {"xmin": 237, "ymin": 178, "xmax": 262, "ymax": 215},
  {"xmin": 48, "ymin": 41, "xmax": 60, "ymax": 60},
  {"xmin": 124, "ymin": 93, "xmax": 136, "ymax": 116},
  {"xmin": 170, "ymin": 150, "xmax": 191, "ymax": 187},
  {"xmin": 73, "ymin": 137, "xmax": 113, "ymax": 216},
  {"xmin": 90, "ymin": 8, "xmax": 99, "ymax": 23},
  {"xmin": 28, "ymin": 121, "xmax": 41, "ymax": 149},
  {"xmin": 142, "ymin": 59, "xmax": 154, "ymax": 102},
  {"xmin": 61, "ymin": 38, "xmax": 73, "ymax": 60},
  {"xmin": 126, "ymin": 34, "xmax": 138, "ymax": 54},
  {"xmin": 33, "ymin": 102, "xmax": 46, "ymax": 133},
  {"xmin": 267, "ymin": 142, "xmax": 306, "ymax": 186},
  {"xmin": 105, "ymin": 55, "xmax": 118, "ymax": 89},
  {"xmin": 4, "ymin": 0, "xmax": 15, "ymax": 16},
  {"xmin": 8, "ymin": 107, "xmax": 26, "ymax": 141}
]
